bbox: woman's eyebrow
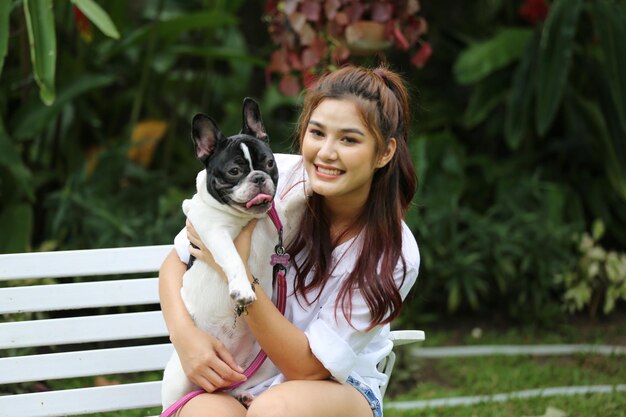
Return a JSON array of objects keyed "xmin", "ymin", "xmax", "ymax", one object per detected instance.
[{"xmin": 309, "ymin": 120, "xmax": 365, "ymax": 136}]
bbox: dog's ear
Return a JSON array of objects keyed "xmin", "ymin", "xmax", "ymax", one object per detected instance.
[
  {"xmin": 241, "ymin": 97, "xmax": 268, "ymax": 142},
  {"xmin": 191, "ymin": 114, "xmax": 225, "ymax": 161}
]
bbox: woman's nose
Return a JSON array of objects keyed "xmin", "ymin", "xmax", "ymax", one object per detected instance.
[{"xmin": 317, "ymin": 137, "xmax": 337, "ymax": 160}]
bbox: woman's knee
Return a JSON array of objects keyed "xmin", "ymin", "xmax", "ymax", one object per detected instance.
[{"xmin": 246, "ymin": 389, "xmax": 289, "ymax": 417}]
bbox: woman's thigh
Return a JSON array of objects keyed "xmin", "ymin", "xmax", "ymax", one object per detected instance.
[
  {"xmin": 247, "ymin": 379, "xmax": 376, "ymax": 417},
  {"xmin": 178, "ymin": 392, "xmax": 246, "ymax": 417}
]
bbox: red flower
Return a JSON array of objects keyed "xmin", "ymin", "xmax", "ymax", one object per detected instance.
[
  {"xmin": 73, "ymin": 6, "xmax": 92, "ymax": 42},
  {"xmin": 518, "ymin": 0, "xmax": 549, "ymax": 25},
  {"xmin": 411, "ymin": 42, "xmax": 432, "ymax": 68}
]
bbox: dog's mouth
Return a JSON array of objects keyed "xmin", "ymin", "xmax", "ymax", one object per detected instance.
[{"xmin": 245, "ymin": 193, "xmax": 273, "ymax": 209}]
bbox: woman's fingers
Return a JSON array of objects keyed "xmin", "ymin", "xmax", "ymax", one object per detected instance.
[{"xmin": 185, "ymin": 220, "xmax": 203, "ymax": 248}]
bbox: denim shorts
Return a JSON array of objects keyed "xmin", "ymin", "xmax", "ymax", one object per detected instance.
[{"xmin": 346, "ymin": 376, "xmax": 383, "ymax": 417}]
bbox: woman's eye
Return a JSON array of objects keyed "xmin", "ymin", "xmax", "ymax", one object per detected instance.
[
  {"xmin": 309, "ymin": 129, "xmax": 323, "ymax": 137},
  {"xmin": 228, "ymin": 168, "xmax": 241, "ymax": 176},
  {"xmin": 342, "ymin": 136, "xmax": 357, "ymax": 144}
]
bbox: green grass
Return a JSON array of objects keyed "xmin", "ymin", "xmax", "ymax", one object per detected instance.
[
  {"xmin": 385, "ymin": 393, "xmax": 626, "ymax": 417},
  {"xmin": 384, "ymin": 315, "xmax": 626, "ymax": 417}
]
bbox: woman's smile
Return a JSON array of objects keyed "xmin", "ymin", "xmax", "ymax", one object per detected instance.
[
  {"xmin": 315, "ymin": 163, "xmax": 345, "ymax": 178},
  {"xmin": 302, "ymin": 98, "xmax": 380, "ymax": 208}
]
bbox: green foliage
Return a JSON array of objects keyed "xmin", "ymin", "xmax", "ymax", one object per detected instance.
[
  {"xmin": 534, "ymin": 0, "xmax": 582, "ymax": 135},
  {"xmin": 0, "ymin": 2, "xmax": 10, "ymax": 77},
  {"xmin": 556, "ymin": 220, "xmax": 626, "ymax": 317},
  {"xmin": 404, "ymin": 131, "xmax": 580, "ymax": 322},
  {"xmin": 0, "ymin": 1, "xmax": 281, "ymax": 252},
  {"xmin": 454, "ymin": 28, "xmax": 533, "ymax": 85},
  {"xmin": 71, "ymin": 0, "xmax": 120, "ymax": 40},
  {"xmin": 399, "ymin": 0, "xmax": 626, "ymax": 321},
  {"xmin": 23, "ymin": 0, "xmax": 57, "ymax": 105}
]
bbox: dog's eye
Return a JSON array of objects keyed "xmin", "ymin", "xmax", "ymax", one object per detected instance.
[
  {"xmin": 228, "ymin": 167, "xmax": 242, "ymax": 176},
  {"xmin": 266, "ymin": 160, "xmax": 275, "ymax": 169}
]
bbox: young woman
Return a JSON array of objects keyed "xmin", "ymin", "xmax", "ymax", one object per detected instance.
[{"xmin": 159, "ymin": 65, "xmax": 420, "ymax": 417}]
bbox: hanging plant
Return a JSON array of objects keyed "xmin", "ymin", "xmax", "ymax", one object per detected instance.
[{"xmin": 264, "ymin": 0, "xmax": 431, "ymax": 95}]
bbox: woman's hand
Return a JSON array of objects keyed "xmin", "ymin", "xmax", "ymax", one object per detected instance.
[
  {"xmin": 173, "ymin": 323, "xmax": 247, "ymax": 392},
  {"xmin": 186, "ymin": 219, "xmax": 222, "ymax": 273}
]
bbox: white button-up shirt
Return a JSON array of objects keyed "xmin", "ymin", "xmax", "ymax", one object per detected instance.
[{"xmin": 174, "ymin": 154, "xmax": 420, "ymax": 404}]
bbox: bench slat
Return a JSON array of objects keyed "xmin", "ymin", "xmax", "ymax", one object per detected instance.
[
  {"xmin": 0, "ymin": 381, "xmax": 163, "ymax": 417},
  {"xmin": 0, "ymin": 344, "xmax": 174, "ymax": 384},
  {"xmin": 0, "ymin": 311, "xmax": 168, "ymax": 349},
  {"xmin": 0, "ymin": 245, "xmax": 173, "ymax": 281},
  {"xmin": 0, "ymin": 277, "xmax": 159, "ymax": 314}
]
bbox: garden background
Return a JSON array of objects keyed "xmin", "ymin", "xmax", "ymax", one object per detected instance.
[{"xmin": 1, "ymin": 0, "xmax": 625, "ymax": 415}]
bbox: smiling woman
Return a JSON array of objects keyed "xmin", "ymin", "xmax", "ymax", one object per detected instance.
[
  {"xmin": 159, "ymin": 65, "xmax": 419, "ymax": 417},
  {"xmin": 301, "ymin": 98, "xmax": 397, "ymax": 216}
]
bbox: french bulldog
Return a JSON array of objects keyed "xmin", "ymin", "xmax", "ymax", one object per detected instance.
[{"xmin": 161, "ymin": 98, "xmax": 283, "ymax": 409}]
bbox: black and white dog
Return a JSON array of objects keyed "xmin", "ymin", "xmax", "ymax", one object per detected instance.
[{"xmin": 161, "ymin": 98, "xmax": 295, "ymax": 408}]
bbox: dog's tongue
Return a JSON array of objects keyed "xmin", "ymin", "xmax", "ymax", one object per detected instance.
[{"xmin": 246, "ymin": 193, "xmax": 273, "ymax": 208}]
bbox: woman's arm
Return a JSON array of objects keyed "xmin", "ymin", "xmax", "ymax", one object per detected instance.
[
  {"xmin": 245, "ymin": 282, "xmax": 330, "ymax": 380},
  {"xmin": 187, "ymin": 221, "xmax": 330, "ymax": 381},
  {"xmin": 159, "ymin": 248, "xmax": 246, "ymax": 392}
]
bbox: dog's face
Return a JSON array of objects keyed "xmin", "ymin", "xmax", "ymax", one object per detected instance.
[{"xmin": 191, "ymin": 98, "xmax": 278, "ymax": 215}]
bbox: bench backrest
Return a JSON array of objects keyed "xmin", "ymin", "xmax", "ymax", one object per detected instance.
[
  {"xmin": 0, "ymin": 246, "xmax": 424, "ymax": 417},
  {"xmin": 0, "ymin": 245, "xmax": 173, "ymax": 417}
]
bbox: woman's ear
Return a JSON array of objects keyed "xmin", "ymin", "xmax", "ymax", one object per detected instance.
[{"xmin": 376, "ymin": 138, "xmax": 397, "ymax": 168}]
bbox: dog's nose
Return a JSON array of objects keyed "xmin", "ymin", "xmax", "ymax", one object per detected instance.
[{"xmin": 251, "ymin": 173, "xmax": 265, "ymax": 184}]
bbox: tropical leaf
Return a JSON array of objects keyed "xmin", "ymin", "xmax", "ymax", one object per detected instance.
[
  {"xmin": 505, "ymin": 31, "xmax": 539, "ymax": 150},
  {"xmin": 570, "ymin": 91, "xmax": 626, "ymax": 201},
  {"xmin": 165, "ymin": 46, "xmax": 266, "ymax": 67},
  {"xmin": 454, "ymin": 28, "xmax": 533, "ymax": 85},
  {"xmin": 535, "ymin": 0, "xmax": 582, "ymax": 135},
  {"xmin": 23, "ymin": 0, "xmax": 56, "ymax": 105},
  {"xmin": 0, "ymin": 116, "xmax": 33, "ymax": 201},
  {"xmin": 0, "ymin": 1, "xmax": 10, "ymax": 77},
  {"xmin": 462, "ymin": 71, "xmax": 509, "ymax": 129},
  {"xmin": 592, "ymin": 0, "xmax": 626, "ymax": 133},
  {"xmin": 71, "ymin": 0, "xmax": 120, "ymax": 39},
  {"xmin": 96, "ymin": 11, "xmax": 237, "ymax": 64},
  {"xmin": 11, "ymin": 73, "xmax": 115, "ymax": 139},
  {"xmin": 0, "ymin": 203, "xmax": 34, "ymax": 253}
]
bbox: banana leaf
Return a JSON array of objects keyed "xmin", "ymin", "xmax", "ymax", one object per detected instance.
[
  {"xmin": 23, "ymin": 0, "xmax": 56, "ymax": 105},
  {"xmin": 570, "ymin": 90, "xmax": 626, "ymax": 202},
  {"xmin": 454, "ymin": 27, "xmax": 533, "ymax": 85},
  {"xmin": 0, "ymin": 1, "xmax": 10, "ymax": 77},
  {"xmin": 0, "ymin": 116, "xmax": 33, "ymax": 201},
  {"xmin": 0, "ymin": 203, "xmax": 34, "ymax": 253},
  {"xmin": 505, "ymin": 31, "xmax": 540, "ymax": 150},
  {"xmin": 71, "ymin": 0, "xmax": 120, "ymax": 39},
  {"xmin": 592, "ymin": 0, "xmax": 626, "ymax": 133},
  {"xmin": 463, "ymin": 70, "xmax": 509, "ymax": 129},
  {"xmin": 97, "ymin": 11, "xmax": 237, "ymax": 64},
  {"xmin": 535, "ymin": 0, "xmax": 582, "ymax": 135},
  {"xmin": 11, "ymin": 73, "xmax": 115, "ymax": 140}
]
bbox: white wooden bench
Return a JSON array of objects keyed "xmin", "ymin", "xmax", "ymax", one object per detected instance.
[{"xmin": 0, "ymin": 245, "xmax": 424, "ymax": 417}]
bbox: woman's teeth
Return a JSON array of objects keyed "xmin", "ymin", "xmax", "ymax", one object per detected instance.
[{"xmin": 318, "ymin": 167, "xmax": 342, "ymax": 175}]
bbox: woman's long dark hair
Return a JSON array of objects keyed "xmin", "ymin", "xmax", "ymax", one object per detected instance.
[{"xmin": 286, "ymin": 65, "xmax": 417, "ymax": 328}]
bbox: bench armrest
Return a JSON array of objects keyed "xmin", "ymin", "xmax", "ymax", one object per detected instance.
[{"xmin": 390, "ymin": 330, "xmax": 425, "ymax": 346}]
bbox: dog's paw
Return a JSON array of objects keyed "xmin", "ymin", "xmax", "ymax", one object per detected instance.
[
  {"xmin": 230, "ymin": 286, "xmax": 257, "ymax": 306},
  {"xmin": 232, "ymin": 390, "xmax": 255, "ymax": 408},
  {"xmin": 229, "ymin": 273, "xmax": 257, "ymax": 306}
]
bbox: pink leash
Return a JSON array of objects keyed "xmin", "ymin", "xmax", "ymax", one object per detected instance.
[{"xmin": 160, "ymin": 203, "xmax": 289, "ymax": 417}]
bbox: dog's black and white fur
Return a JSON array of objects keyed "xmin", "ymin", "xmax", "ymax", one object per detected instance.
[{"xmin": 161, "ymin": 98, "xmax": 295, "ymax": 409}]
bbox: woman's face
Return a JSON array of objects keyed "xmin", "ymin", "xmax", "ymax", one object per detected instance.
[{"xmin": 301, "ymin": 98, "xmax": 395, "ymax": 209}]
